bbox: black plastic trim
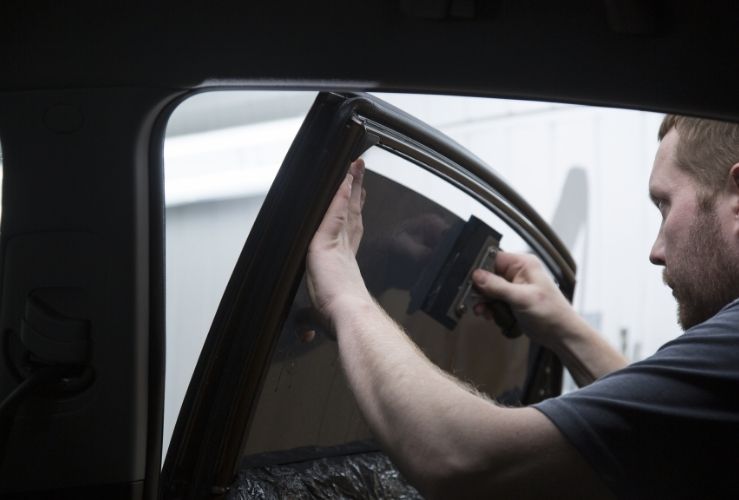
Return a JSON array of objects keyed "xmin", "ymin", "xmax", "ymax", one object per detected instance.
[{"xmin": 3, "ymin": 480, "xmax": 144, "ymax": 500}]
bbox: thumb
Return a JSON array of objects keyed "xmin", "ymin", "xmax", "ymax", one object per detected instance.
[{"xmin": 472, "ymin": 269, "xmax": 526, "ymax": 306}]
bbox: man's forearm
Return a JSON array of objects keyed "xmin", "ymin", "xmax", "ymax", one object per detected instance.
[
  {"xmin": 330, "ymin": 295, "xmax": 508, "ymax": 492},
  {"xmin": 332, "ymin": 296, "xmax": 460, "ymax": 450},
  {"xmin": 548, "ymin": 318, "xmax": 629, "ymax": 386},
  {"xmin": 470, "ymin": 261, "xmax": 628, "ymax": 387},
  {"xmin": 327, "ymin": 294, "xmax": 614, "ymax": 499}
]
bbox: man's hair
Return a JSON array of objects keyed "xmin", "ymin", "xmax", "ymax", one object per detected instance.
[{"xmin": 658, "ymin": 115, "xmax": 739, "ymax": 199}]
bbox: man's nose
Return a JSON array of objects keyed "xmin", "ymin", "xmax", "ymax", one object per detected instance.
[{"xmin": 650, "ymin": 235, "xmax": 665, "ymax": 266}]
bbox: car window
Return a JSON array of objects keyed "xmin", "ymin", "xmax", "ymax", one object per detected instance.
[{"xmin": 242, "ymin": 147, "xmax": 534, "ymax": 457}]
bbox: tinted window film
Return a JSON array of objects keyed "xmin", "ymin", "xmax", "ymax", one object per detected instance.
[{"xmin": 242, "ymin": 146, "xmax": 533, "ymax": 458}]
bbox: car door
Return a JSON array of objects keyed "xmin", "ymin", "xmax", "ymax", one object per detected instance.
[{"xmin": 160, "ymin": 92, "xmax": 576, "ymax": 499}]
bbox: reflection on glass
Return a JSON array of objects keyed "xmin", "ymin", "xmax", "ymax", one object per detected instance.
[{"xmin": 242, "ymin": 148, "xmax": 532, "ymax": 458}]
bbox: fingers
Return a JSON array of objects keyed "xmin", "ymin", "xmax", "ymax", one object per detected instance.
[
  {"xmin": 348, "ymin": 159, "xmax": 366, "ymax": 251},
  {"xmin": 349, "ymin": 157, "xmax": 365, "ymax": 178},
  {"xmin": 400, "ymin": 213, "xmax": 450, "ymax": 246},
  {"xmin": 422, "ymin": 214, "xmax": 452, "ymax": 245},
  {"xmin": 473, "ymin": 301, "xmax": 494, "ymax": 320},
  {"xmin": 494, "ymin": 250, "xmax": 549, "ymax": 283},
  {"xmin": 394, "ymin": 233, "xmax": 432, "ymax": 261},
  {"xmin": 493, "ymin": 251, "xmax": 526, "ymax": 280},
  {"xmin": 472, "ymin": 268, "xmax": 527, "ymax": 307},
  {"xmin": 312, "ymin": 158, "xmax": 365, "ymax": 252},
  {"xmin": 293, "ymin": 306, "xmax": 334, "ymax": 341}
]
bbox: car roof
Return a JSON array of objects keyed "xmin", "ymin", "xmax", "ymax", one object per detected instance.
[{"xmin": 2, "ymin": 1, "xmax": 738, "ymax": 119}]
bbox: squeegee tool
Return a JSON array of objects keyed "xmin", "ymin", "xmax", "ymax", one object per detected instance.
[{"xmin": 408, "ymin": 215, "xmax": 521, "ymax": 338}]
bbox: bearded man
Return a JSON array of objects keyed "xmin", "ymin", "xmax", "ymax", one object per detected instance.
[{"xmin": 306, "ymin": 115, "xmax": 739, "ymax": 499}]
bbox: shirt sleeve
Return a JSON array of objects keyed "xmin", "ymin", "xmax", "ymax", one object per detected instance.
[{"xmin": 533, "ymin": 302, "xmax": 739, "ymax": 499}]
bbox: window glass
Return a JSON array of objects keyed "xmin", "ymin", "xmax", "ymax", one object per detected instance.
[
  {"xmin": 163, "ymin": 91, "xmax": 316, "ymax": 454},
  {"xmin": 241, "ymin": 147, "xmax": 533, "ymax": 458}
]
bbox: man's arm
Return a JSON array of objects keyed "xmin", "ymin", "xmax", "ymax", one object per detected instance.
[
  {"xmin": 471, "ymin": 254, "xmax": 628, "ymax": 386},
  {"xmin": 306, "ymin": 161, "xmax": 613, "ymax": 498}
]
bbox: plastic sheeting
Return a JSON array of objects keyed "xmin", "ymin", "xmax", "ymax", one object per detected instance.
[{"xmin": 227, "ymin": 451, "xmax": 423, "ymax": 499}]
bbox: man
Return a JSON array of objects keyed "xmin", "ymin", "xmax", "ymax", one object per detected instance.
[{"xmin": 305, "ymin": 115, "xmax": 739, "ymax": 499}]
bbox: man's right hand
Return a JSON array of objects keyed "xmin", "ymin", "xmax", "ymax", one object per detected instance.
[
  {"xmin": 472, "ymin": 251, "xmax": 628, "ymax": 384},
  {"xmin": 471, "ymin": 252, "xmax": 577, "ymax": 350}
]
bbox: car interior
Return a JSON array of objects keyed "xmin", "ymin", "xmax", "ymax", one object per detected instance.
[{"xmin": 1, "ymin": 1, "xmax": 738, "ymax": 499}]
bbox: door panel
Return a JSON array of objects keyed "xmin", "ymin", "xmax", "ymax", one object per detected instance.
[{"xmin": 0, "ymin": 87, "xmax": 181, "ymax": 499}]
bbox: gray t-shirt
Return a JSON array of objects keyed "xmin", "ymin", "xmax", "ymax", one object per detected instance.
[{"xmin": 535, "ymin": 299, "xmax": 739, "ymax": 499}]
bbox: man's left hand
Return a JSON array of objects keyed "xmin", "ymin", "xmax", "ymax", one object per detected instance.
[{"xmin": 306, "ymin": 159, "xmax": 371, "ymax": 331}]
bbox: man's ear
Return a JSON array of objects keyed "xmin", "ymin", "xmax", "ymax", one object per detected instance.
[
  {"xmin": 728, "ymin": 163, "xmax": 739, "ymax": 225},
  {"xmin": 731, "ymin": 163, "xmax": 739, "ymax": 183},
  {"xmin": 730, "ymin": 162, "xmax": 739, "ymax": 196}
]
